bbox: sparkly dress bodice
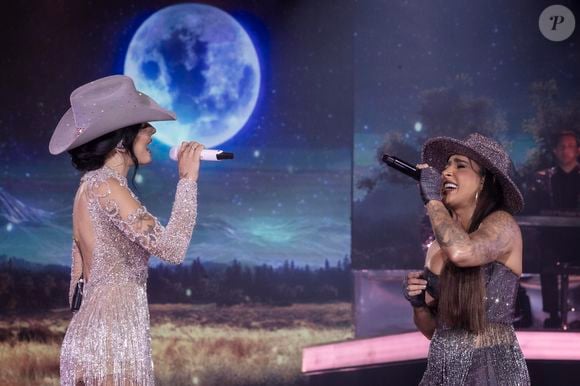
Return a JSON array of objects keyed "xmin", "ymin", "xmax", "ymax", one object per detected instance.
[
  {"xmin": 423, "ymin": 262, "xmax": 519, "ymax": 325},
  {"xmin": 420, "ymin": 262, "xmax": 530, "ymax": 386},
  {"xmin": 480, "ymin": 262, "xmax": 519, "ymax": 324},
  {"xmin": 60, "ymin": 166, "xmax": 198, "ymax": 385}
]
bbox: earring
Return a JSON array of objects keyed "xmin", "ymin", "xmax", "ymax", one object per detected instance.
[
  {"xmin": 475, "ymin": 191, "xmax": 479, "ymax": 203},
  {"xmin": 115, "ymin": 140, "xmax": 126, "ymax": 152}
]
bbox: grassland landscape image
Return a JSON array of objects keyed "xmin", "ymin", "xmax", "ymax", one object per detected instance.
[{"xmin": 0, "ymin": 258, "xmax": 353, "ymax": 385}]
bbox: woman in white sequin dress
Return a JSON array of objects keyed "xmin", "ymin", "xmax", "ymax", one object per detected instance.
[{"xmin": 49, "ymin": 75, "xmax": 203, "ymax": 385}]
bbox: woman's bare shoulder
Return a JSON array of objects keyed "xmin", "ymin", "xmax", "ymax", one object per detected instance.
[{"xmin": 425, "ymin": 240, "xmax": 445, "ymax": 273}]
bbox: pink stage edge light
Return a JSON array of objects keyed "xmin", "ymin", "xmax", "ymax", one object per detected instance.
[{"xmin": 302, "ymin": 331, "xmax": 580, "ymax": 374}]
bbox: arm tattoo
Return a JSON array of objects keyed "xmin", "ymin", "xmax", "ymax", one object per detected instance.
[
  {"xmin": 426, "ymin": 201, "xmax": 470, "ymax": 248},
  {"xmin": 425, "ymin": 201, "xmax": 517, "ymax": 266}
]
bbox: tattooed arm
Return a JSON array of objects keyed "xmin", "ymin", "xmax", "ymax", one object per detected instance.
[{"xmin": 425, "ymin": 201, "xmax": 520, "ymax": 267}]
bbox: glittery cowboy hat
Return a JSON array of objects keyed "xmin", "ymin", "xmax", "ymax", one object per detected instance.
[
  {"xmin": 421, "ymin": 132, "xmax": 524, "ymax": 214},
  {"xmin": 49, "ymin": 75, "xmax": 176, "ymax": 155}
]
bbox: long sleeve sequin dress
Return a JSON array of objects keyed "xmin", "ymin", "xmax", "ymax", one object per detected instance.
[
  {"xmin": 419, "ymin": 262, "xmax": 530, "ymax": 386},
  {"xmin": 60, "ymin": 166, "xmax": 198, "ymax": 385}
]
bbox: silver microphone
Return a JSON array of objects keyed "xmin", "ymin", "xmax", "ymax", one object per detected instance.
[{"xmin": 169, "ymin": 147, "xmax": 234, "ymax": 161}]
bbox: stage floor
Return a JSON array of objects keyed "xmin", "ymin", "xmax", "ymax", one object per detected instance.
[{"xmin": 303, "ymin": 329, "xmax": 580, "ymax": 374}]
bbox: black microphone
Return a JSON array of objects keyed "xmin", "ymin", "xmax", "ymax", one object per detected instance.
[{"xmin": 382, "ymin": 154, "xmax": 420, "ymax": 181}]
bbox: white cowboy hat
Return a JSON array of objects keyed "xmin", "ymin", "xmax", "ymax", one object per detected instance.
[{"xmin": 49, "ymin": 75, "xmax": 176, "ymax": 155}]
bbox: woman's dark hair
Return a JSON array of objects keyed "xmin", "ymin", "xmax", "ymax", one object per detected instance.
[
  {"xmin": 438, "ymin": 163, "xmax": 504, "ymax": 333},
  {"xmin": 68, "ymin": 123, "xmax": 143, "ymax": 186}
]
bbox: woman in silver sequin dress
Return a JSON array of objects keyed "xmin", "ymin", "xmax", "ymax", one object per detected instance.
[
  {"xmin": 49, "ymin": 75, "xmax": 203, "ymax": 385},
  {"xmin": 404, "ymin": 133, "xmax": 530, "ymax": 385}
]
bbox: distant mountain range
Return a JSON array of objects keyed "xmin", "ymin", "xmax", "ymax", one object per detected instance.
[
  {"xmin": 0, "ymin": 186, "xmax": 54, "ymax": 225},
  {"xmin": 0, "ymin": 254, "xmax": 236, "ymax": 274},
  {"xmin": 0, "ymin": 255, "xmax": 68, "ymax": 273}
]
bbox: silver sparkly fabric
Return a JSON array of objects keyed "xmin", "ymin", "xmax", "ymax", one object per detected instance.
[
  {"xmin": 60, "ymin": 166, "xmax": 198, "ymax": 385},
  {"xmin": 419, "ymin": 262, "xmax": 530, "ymax": 386},
  {"xmin": 421, "ymin": 133, "xmax": 524, "ymax": 214}
]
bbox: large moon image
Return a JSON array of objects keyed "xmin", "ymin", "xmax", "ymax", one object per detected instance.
[{"xmin": 123, "ymin": 3, "xmax": 261, "ymax": 148}]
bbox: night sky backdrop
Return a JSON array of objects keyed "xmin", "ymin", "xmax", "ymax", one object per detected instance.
[
  {"xmin": 0, "ymin": 1, "xmax": 352, "ymax": 267},
  {"xmin": 1, "ymin": 0, "xmax": 579, "ymax": 272},
  {"xmin": 353, "ymin": 0, "xmax": 580, "ymax": 269}
]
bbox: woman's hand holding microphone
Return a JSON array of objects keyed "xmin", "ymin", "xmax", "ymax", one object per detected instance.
[
  {"xmin": 177, "ymin": 141, "xmax": 204, "ymax": 182},
  {"xmin": 416, "ymin": 163, "xmax": 442, "ymax": 205}
]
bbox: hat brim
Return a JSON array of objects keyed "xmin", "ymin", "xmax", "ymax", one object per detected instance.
[
  {"xmin": 49, "ymin": 108, "xmax": 76, "ymax": 155},
  {"xmin": 422, "ymin": 136, "xmax": 524, "ymax": 214},
  {"xmin": 49, "ymin": 95, "xmax": 176, "ymax": 155}
]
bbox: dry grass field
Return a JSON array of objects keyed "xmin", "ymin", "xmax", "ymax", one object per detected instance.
[{"xmin": 0, "ymin": 303, "xmax": 353, "ymax": 386}]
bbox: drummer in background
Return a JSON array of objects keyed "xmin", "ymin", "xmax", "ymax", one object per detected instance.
[{"xmin": 526, "ymin": 130, "xmax": 580, "ymax": 328}]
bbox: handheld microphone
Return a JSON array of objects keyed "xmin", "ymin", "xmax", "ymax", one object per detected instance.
[
  {"xmin": 382, "ymin": 154, "xmax": 420, "ymax": 181},
  {"xmin": 169, "ymin": 147, "xmax": 234, "ymax": 161}
]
